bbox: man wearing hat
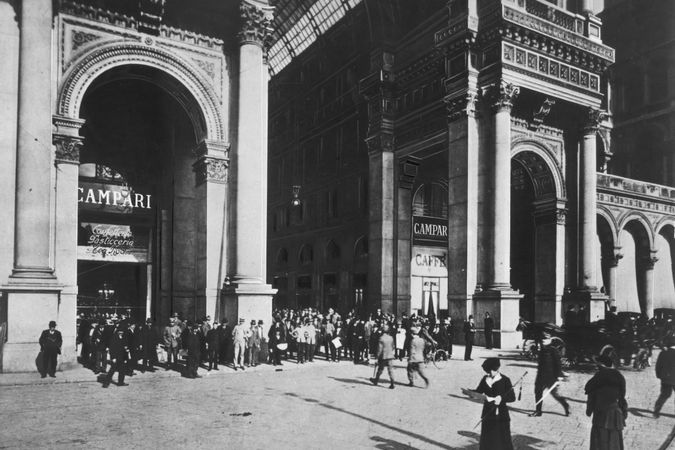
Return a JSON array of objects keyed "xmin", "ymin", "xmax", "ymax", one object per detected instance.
[
  {"xmin": 185, "ymin": 321, "xmax": 202, "ymax": 378},
  {"xmin": 206, "ymin": 320, "xmax": 221, "ymax": 371},
  {"xmin": 39, "ymin": 321, "xmax": 62, "ymax": 378},
  {"xmin": 370, "ymin": 321, "xmax": 396, "ymax": 389},
  {"xmin": 139, "ymin": 318, "xmax": 157, "ymax": 372},
  {"xmin": 163, "ymin": 317, "xmax": 181, "ymax": 371},
  {"xmin": 232, "ymin": 318, "xmax": 248, "ymax": 370},
  {"xmin": 103, "ymin": 327, "xmax": 129, "ymax": 387},
  {"xmin": 407, "ymin": 326, "xmax": 429, "ymax": 388},
  {"xmin": 247, "ymin": 320, "xmax": 261, "ymax": 367},
  {"xmin": 530, "ymin": 339, "xmax": 569, "ymax": 417},
  {"xmin": 654, "ymin": 336, "xmax": 675, "ymax": 418}
]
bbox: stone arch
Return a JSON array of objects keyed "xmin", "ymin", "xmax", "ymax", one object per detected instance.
[
  {"xmin": 656, "ymin": 217, "xmax": 675, "ymax": 237},
  {"xmin": 511, "ymin": 140, "xmax": 566, "ymax": 201},
  {"xmin": 618, "ymin": 213, "xmax": 655, "ymax": 249},
  {"xmin": 597, "ymin": 206, "xmax": 619, "ymax": 244},
  {"xmin": 57, "ymin": 41, "xmax": 224, "ymax": 142},
  {"xmin": 354, "ymin": 235, "xmax": 368, "ymax": 259}
]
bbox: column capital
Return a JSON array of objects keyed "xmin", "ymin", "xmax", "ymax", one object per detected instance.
[
  {"xmin": 444, "ymin": 90, "xmax": 479, "ymax": 122},
  {"xmin": 238, "ymin": 1, "xmax": 274, "ymax": 48},
  {"xmin": 192, "ymin": 139, "xmax": 231, "ymax": 159},
  {"xmin": 52, "ymin": 115, "xmax": 86, "ymax": 165},
  {"xmin": 582, "ymin": 108, "xmax": 609, "ymax": 134},
  {"xmin": 602, "ymin": 247, "xmax": 623, "ymax": 267},
  {"xmin": 193, "ymin": 155, "xmax": 229, "ymax": 185},
  {"xmin": 486, "ymin": 80, "xmax": 520, "ymax": 113},
  {"xmin": 533, "ymin": 205, "xmax": 567, "ymax": 226},
  {"xmin": 366, "ymin": 133, "xmax": 395, "ymax": 155},
  {"xmin": 53, "ymin": 135, "xmax": 83, "ymax": 165},
  {"xmin": 642, "ymin": 252, "xmax": 659, "ymax": 270}
]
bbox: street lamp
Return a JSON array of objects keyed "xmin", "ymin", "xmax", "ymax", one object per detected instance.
[
  {"xmin": 98, "ymin": 282, "xmax": 115, "ymax": 300},
  {"xmin": 291, "ymin": 185, "xmax": 301, "ymax": 207}
]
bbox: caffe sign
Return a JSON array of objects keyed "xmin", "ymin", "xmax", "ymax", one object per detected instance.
[{"xmin": 412, "ymin": 216, "xmax": 448, "ymax": 246}]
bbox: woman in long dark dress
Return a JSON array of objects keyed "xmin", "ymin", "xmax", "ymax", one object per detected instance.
[
  {"xmin": 585, "ymin": 354, "xmax": 627, "ymax": 450},
  {"xmin": 474, "ymin": 357, "xmax": 516, "ymax": 450}
]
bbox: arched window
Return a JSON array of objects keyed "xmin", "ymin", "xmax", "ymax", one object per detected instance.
[
  {"xmin": 412, "ymin": 182, "xmax": 448, "ymax": 218},
  {"xmin": 299, "ymin": 244, "xmax": 314, "ymax": 265},
  {"xmin": 325, "ymin": 240, "xmax": 341, "ymax": 262},
  {"xmin": 354, "ymin": 236, "xmax": 368, "ymax": 259},
  {"xmin": 276, "ymin": 248, "xmax": 289, "ymax": 265}
]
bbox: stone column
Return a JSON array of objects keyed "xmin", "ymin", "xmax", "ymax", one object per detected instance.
[
  {"xmin": 473, "ymin": 81, "xmax": 522, "ymax": 349},
  {"xmin": 193, "ymin": 140, "xmax": 230, "ymax": 321},
  {"xmin": 395, "ymin": 158, "xmax": 419, "ymax": 317},
  {"xmin": 445, "ymin": 91, "xmax": 479, "ymax": 322},
  {"xmin": 489, "ymin": 81, "xmax": 519, "ymax": 290},
  {"xmin": 11, "ymin": 0, "xmax": 54, "ymax": 280},
  {"xmin": 603, "ymin": 247, "xmax": 622, "ymax": 309},
  {"xmin": 360, "ymin": 54, "xmax": 396, "ymax": 315},
  {"xmin": 52, "ymin": 116, "xmax": 86, "ymax": 369},
  {"xmin": 643, "ymin": 252, "xmax": 658, "ymax": 319},
  {"xmin": 567, "ymin": 108, "xmax": 608, "ymax": 323},
  {"xmin": 222, "ymin": 0, "xmax": 276, "ymax": 326}
]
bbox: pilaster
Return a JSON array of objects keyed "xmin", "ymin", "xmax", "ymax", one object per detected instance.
[{"xmin": 395, "ymin": 157, "xmax": 419, "ymax": 317}]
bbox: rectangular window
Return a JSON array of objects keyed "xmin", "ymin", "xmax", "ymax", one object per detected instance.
[{"xmin": 297, "ymin": 275, "xmax": 312, "ymax": 289}]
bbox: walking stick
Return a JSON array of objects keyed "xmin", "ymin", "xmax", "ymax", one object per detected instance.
[
  {"xmin": 472, "ymin": 371, "xmax": 528, "ymax": 430},
  {"xmin": 531, "ymin": 380, "xmax": 561, "ymax": 410}
]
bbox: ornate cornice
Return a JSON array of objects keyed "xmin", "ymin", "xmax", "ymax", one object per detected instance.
[
  {"xmin": 193, "ymin": 156, "xmax": 229, "ymax": 185},
  {"xmin": 53, "ymin": 134, "xmax": 83, "ymax": 164},
  {"xmin": 138, "ymin": 0, "xmax": 166, "ymax": 36},
  {"xmin": 238, "ymin": 1, "xmax": 274, "ymax": 48}
]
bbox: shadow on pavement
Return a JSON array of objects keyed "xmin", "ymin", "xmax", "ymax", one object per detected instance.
[
  {"xmin": 628, "ymin": 406, "xmax": 675, "ymax": 419},
  {"xmin": 456, "ymin": 430, "xmax": 554, "ymax": 449},
  {"xmin": 370, "ymin": 435, "xmax": 421, "ymax": 450},
  {"xmin": 283, "ymin": 392, "xmax": 453, "ymax": 449},
  {"xmin": 327, "ymin": 376, "xmax": 373, "ymax": 387},
  {"xmin": 657, "ymin": 423, "xmax": 675, "ymax": 450}
]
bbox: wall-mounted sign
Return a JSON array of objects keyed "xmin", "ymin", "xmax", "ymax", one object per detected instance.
[
  {"xmin": 78, "ymin": 181, "xmax": 152, "ymax": 214},
  {"xmin": 412, "ymin": 216, "xmax": 448, "ymax": 247},
  {"xmin": 411, "ymin": 246, "xmax": 448, "ymax": 277},
  {"xmin": 77, "ymin": 222, "xmax": 150, "ymax": 263}
]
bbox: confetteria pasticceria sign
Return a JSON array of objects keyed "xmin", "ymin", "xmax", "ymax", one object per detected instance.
[
  {"xmin": 412, "ymin": 216, "xmax": 448, "ymax": 246},
  {"xmin": 77, "ymin": 223, "xmax": 150, "ymax": 263}
]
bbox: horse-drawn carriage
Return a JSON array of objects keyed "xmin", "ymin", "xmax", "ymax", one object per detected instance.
[{"xmin": 517, "ymin": 317, "xmax": 670, "ymax": 369}]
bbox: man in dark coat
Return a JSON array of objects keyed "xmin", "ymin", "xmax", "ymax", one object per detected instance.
[
  {"xmin": 206, "ymin": 320, "xmax": 221, "ymax": 371},
  {"xmin": 219, "ymin": 318, "xmax": 232, "ymax": 365},
  {"xmin": 185, "ymin": 323, "xmax": 202, "ymax": 378},
  {"xmin": 530, "ymin": 341, "xmax": 569, "ymax": 417},
  {"xmin": 139, "ymin": 318, "xmax": 157, "ymax": 372},
  {"xmin": 464, "ymin": 315, "xmax": 476, "ymax": 361},
  {"xmin": 484, "ymin": 312, "xmax": 494, "ymax": 350},
  {"xmin": 654, "ymin": 337, "xmax": 675, "ymax": 417},
  {"xmin": 92, "ymin": 321, "xmax": 107, "ymax": 374},
  {"xmin": 103, "ymin": 327, "xmax": 129, "ymax": 387},
  {"xmin": 39, "ymin": 321, "xmax": 62, "ymax": 378}
]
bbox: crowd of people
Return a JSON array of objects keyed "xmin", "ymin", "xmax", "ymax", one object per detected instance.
[{"xmin": 72, "ymin": 307, "xmax": 465, "ymax": 383}]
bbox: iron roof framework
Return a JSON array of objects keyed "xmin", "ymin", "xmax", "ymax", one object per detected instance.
[{"xmin": 268, "ymin": 0, "xmax": 362, "ymax": 75}]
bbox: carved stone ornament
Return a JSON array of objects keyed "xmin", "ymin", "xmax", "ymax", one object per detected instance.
[
  {"xmin": 556, "ymin": 207, "xmax": 567, "ymax": 225},
  {"xmin": 583, "ymin": 108, "xmax": 609, "ymax": 134},
  {"xmin": 53, "ymin": 134, "xmax": 83, "ymax": 164},
  {"xmin": 531, "ymin": 98, "xmax": 555, "ymax": 130},
  {"xmin": 139, "ymin": 0, "xmax": 166, "ymax": 36},
  {"xmin": 643, "ymin": 253, "xmax": 659, "ymax": 270},
  {"xmin": 238, "ymin": 1, "xmax": 274, "ymax": 48},
  {"xmin": 366, "ymin": 133, "xmax": 394, "ymax": 155},
  {"xmin": 491, "ymin": 81, "xmax": 520, "ymax": 112},
  {"xmin": 444, "ymin": 91, "xmax": 479, "ymax": 122},
  {"xmin": 193, "ymin": 156, "xmax": 229, "ymax": 185}
]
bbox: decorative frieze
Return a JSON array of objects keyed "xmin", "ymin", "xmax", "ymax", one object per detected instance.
[
  {"xmin": 238, "ymin": 1, "xmax": 274, "ymax": 48},
  {"xmin": 72, "ymin": 30, "xmax": 101, "ymax": 51},
  {"xmin": 193, "ymin": 156, "xmax": 229, "ymax": 185},
  {"xmin": 503, "ymin": 43, "xmax": 600, "ymax": 93}
]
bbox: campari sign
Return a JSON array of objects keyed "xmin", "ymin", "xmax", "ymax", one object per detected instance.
[
  {"xmin": 412, "ymin": 216, "xmax": 448, "ymax": 247},
  {"xmin": 77, "ymin": 223, "xmax": 150, "ymax": 263},
  {"xmin": 78, "ymin": 182, "xmax": 152, "ymax": 214}
]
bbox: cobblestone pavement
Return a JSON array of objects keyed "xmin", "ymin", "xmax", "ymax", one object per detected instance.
[{"xmin": 1, "ymin": 346, "xmax": 674, "ymax": 449}]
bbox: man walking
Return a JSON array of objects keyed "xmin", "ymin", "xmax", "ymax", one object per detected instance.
[
  {"xmin": 232, "ymin": 318, "xmax": 248, "ymax": 370},
  {"xmin": 530, "ymin": 340, "xmax": 569, "ymax": 417},
  {"xmin": 407, "ymin": 327, "xmax": 429, "ymax": 388},
  {"xmin": 39, "ymin": 321, "xmax": 62, "ymax": 378},
  {"xmin": 654, "ymin": 337, "xmax": 675, "ymax": 418},
  {"xmin": 103, "ymin": 327, "xmax": 129, "ymax": 387},
  {"xmin": 484, "ymin": 312, "xmax": 494, "ymax": 350},
  {"xmin": 464, "ymin": 315, "xmax": 476, "ymax": 361},
  {"xmin": 370, "ymin": 321, "xmax": 396, "ymax": 389}
]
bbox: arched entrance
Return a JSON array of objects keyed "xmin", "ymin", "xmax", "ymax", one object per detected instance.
[
  {"xmin": 510, "ymin": 147, "xmax": 566, "ymax": 323},
  {"xmin": 75, "ymin": 65, "xmax": 202, "ymax": 323}
]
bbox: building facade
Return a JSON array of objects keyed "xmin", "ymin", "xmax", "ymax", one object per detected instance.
[
  {"xmin": 267, "ymin": 0, "xmax": 675, "ymax": 348},
  {"xmin": 0, "ymin": 0, "xmax": 276, "ymax": 372}
]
